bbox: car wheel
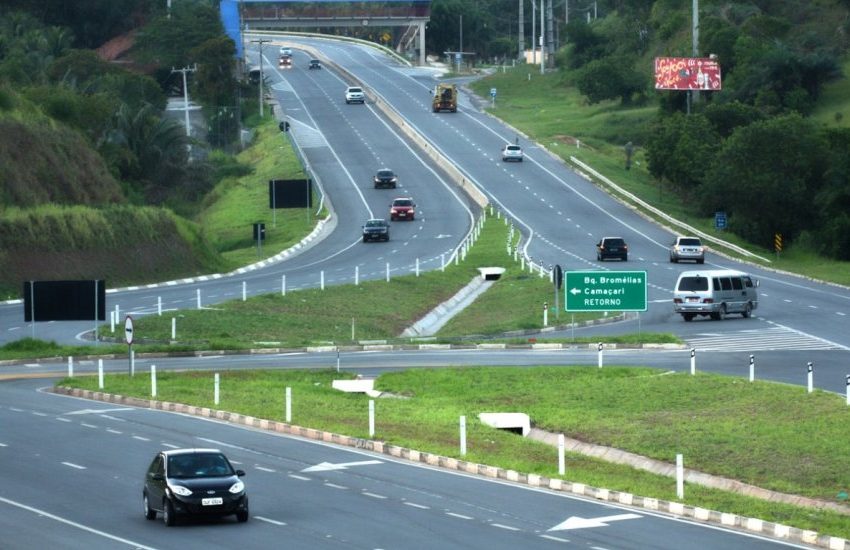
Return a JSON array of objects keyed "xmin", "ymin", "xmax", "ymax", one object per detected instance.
[
  {"xmin": 697, "ymin": 258, "xmax": 705, "ymax": 264},
  {"xmin": 682, "ymin": 313, "xmax": 695, "ymax": 322},
  {"xmin": 236, "ymin": 506, "xmax": 249, "ymax": 523},
  {"xmin": 143, "ymin": 493, "xmax": 156, "ymax": 520},
  {"xmin": 622, "ymin": 254, "xmax": 628, "ymax": 261},
  {"xmin": 670, "ymin": 255, "xmax": 676, "ymax": 263},
  {"xmin": 163, "ymin": 499, "xmax": 176, "ymax": 526},
  {"xmin": 742, "ymin": 303, "xmax": 752, "ymax": 318}
]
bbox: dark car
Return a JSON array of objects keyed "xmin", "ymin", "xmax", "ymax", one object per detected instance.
[
  {"xmin": 308, "ymin": 59, "xmax": 321, "ymax": 69},
  {"xmin": 373, "ymin": 168, "xmax": 398, "ymax": 189},
  {"xmin": 362, "ymin": 218, "xmax": 390, "ymax": 242},
  {"xmin": 596, "ymin": 237, "xmax": 628, "ymax": 261},
  {"xmin": 143, "ymin": 448, "xmax": 249, "ymax": 526},
  {"xmin": 389, "ymin": 197, "xmax": 416, "ymax": 221}
]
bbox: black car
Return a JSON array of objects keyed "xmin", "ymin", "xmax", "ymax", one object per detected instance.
[
  {"xmin": 308, "ymin": 59, "xmax": 321, "ymax": 69},
  {"xmin": 143, "ymin": 448, "xmax": 249, "ymax": 526},
  {"xmin": 596, "ymin": 237, "xmax": 628, "ymax": 261},
  {"xmin": 373, "ymin": 168, "xmax": 398, "ymax": 189},
  {"xmin": 362, "ymin": 218, "xmax": 390, "ymax": 242}
]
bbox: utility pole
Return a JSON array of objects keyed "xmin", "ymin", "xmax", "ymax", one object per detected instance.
[
  {"xmin": 691, "ymin": 0, "xmax": 700, "ymax": 107},
  {"xmin": 532, "ymin": 0, "xmax": 536, "ymax": 65},
  {"xmin": 539, "ymin": 0, "xmax": 544, "ymax": 74},
  {"xmin": 518, "ymin": 0, "xmax": 524, "ymax": 62},
  {"xmin": 545, "ymin": 0, "xmax": 554, "ymax": 68},
  {"xmin": 171, "ymin": 64, "xmax": 197, "ymax": 159},
  {"xmin": 251, "ymin": 38, "xmax": 271, "ymax": 118}
]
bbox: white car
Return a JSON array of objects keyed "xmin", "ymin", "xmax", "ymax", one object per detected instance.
[
  {"xmin": 501, "ymin": 144, "xmax": 523, "ymax": 162},
  {"xmin": 345, "ymin": 86, "xmax": 365, "ymax": 104},
  {"xmin": 670, "ymin": 236, "xmax": 705, "ymax": 263},
  {"xmin": 279, "ymin": 47, "xmax": 292, "ymax": 56}
]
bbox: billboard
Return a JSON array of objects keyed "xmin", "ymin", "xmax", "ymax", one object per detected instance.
[
  {"xmin": 23, "ymin": 280, "xmax": 106, "ymax": 322},
  {"xmin": 269, "ymin": 179, "xmax": 312, "ymax": 208},
  {"xmin": 654, "ymin": 57, "xmax": 722, "ymax": 91}
]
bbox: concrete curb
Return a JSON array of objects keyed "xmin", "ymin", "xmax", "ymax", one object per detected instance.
[{"xmin": 52, "ymin": 385, "xmax": 849, "ymax": 550}]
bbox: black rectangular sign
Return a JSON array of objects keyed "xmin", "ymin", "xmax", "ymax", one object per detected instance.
[
  {"xmin": 269, "ymin": 179, "xmax": 312, "ymax": 208},
  {"xmin": 23, "ymin": 280, "xmax": 106, "ymax": 322}
]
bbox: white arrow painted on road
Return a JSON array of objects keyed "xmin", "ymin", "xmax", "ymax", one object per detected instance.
[
  {"xmin": 301, "ymin": 460, "xmax": 383, "ymax": 472},
  {"xmin": 569, "ymin": 287, "xmax": 582, "ymax": 295},
  {"xmin": 548, "ymin": 513, "xmax": 641, "ymax": 531}
]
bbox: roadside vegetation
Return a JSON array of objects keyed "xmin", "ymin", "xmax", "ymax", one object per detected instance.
[{"xmin": 60, "ymin": 366, "xmax": 850, "ymax": 539}]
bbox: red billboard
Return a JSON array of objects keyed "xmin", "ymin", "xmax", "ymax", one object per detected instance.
[{"xmin": 654, "ymin": 57, "xmax": 722, "ymax": 91}]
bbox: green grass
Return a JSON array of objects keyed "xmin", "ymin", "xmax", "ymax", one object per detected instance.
[
  {"xmin": 469, "ymin": 65, "xmax": 850, "ymax": 286},
  {"xmin": 59, "ymin": 366, "xmax": 850, "ymax": 539}
]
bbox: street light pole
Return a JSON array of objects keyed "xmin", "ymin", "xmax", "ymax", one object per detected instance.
[{"xmin": 251, "ymin": 38, "xmax": 271, "ymax": 118}]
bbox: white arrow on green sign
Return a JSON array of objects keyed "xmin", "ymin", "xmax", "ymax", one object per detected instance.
[{"xmin": 565, "ymin": 271, "xmax": 647, "ymax": 312}]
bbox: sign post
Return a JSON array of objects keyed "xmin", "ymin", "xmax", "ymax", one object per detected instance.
[
  {"xmin": 124, "ymin": 315, "xmax": 134, "ymax": 376},
  {"xmin": 565, "ymin": 271, "xmax": 647, "ymax": 312},
  {"xmin": 490, "ymin": 87, "xmax": 497, "ymax": 108}
]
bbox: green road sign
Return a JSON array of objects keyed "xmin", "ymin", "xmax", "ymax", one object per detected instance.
[{"xmin": 565, "ymin": 271, "xmax": 647, "ymax": 312}]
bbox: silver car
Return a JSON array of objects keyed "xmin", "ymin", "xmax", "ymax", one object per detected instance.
[
  {"xmin": 501, "ymin": 144, "xmax": 523, "ymax": 162},
  {"xmin": 670, "ymin": 236, "xmax": 705, "ymax": 263}
]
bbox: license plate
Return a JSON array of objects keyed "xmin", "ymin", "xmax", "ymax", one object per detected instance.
[
  {"xmin": 202, "ymin": 497, "xmax": 223, "ymax": 506},
  {"xmin": 687, "ymin": 297, "xmax": 699, "ymax": 302}
]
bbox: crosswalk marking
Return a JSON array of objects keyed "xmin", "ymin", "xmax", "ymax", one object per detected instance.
[{"xmin": 685, "ymin": 325, "xmax": 848, "ymax": 351}]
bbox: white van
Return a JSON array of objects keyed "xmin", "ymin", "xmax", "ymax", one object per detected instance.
[{"xmin": 673, "ymin": 269, "xmax": 759, "ymax": 321}]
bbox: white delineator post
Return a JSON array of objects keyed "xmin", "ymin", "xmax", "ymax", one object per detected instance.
[
  {"xmin": 558, "ymin": 434, "xmax": 565, "ymax": 475},
  {"xmin": 543, "ymin": 302, "xmax": 548, "ymax": 327},
  {"xmin": 110, "ymin": 310, "xmax": 115, "ymax": 333},
  {"xmin": 369, "ymin": 400, "xmax": 375, "ymax": 437},
  {"xmin": 690, "ymin": 348, "xmax": 696, "ymax": 375},
  {"xmin": 98, "ymin": 359, "xmax": 104, "ymax": 389},
  {"xmin": 441, "ymin": 253, "xmax": 445, "ymax": 272},
  {"xmin": 171, "ymin": 317, "xmax": 176, "ymax": 339},
  {"xmin": 846, "ymin": 375, "xmax": 849, "ymax": 406},
  {"xmin": 196, "ymin": 288, "xmax": 201, "ymax": 309},
  {"xmin": 157, "ymin": 296, "xmax": 162, "ymax": 316},
  {"xmin": 459, "ymin": 415, "xmax": 467, "ymax": 456},
  {"xmin": 67, "ymin": 356, "xmax": 73, "ymax": 378},
  {"xmin": 355, "ymin": 266, "xmax": 359, "ymax": 285},
  {"xmin": 320, "ymin": 270, "xmax": 325, "ymax": 290},
  {"xmin": 242, "ymin": 281, "xmax": 247, "ymax": 301},
  {"xmin": 281, "ymin": 275, "xmax": 286, "ymax": 296},
  {"xmin": 415, "ymin": 258, "xmax": 420, "ymax": 276},
  {"xmin": 597, "ymin": 342, "xmax": 603, "ymax": 368},
  {"xmin": 214, "ymin": 373, "xmax": 220, "ymax": 405},
  {"xmin": 386, "ymin": 263, "xmax": 390, "ymax": 282},
  {"xmin": 749, "ymin": 355, "xmax": 755, "ymax": 382},
  {"xmin": 676, "ymin": 454, "xmax": 684, "ymax": 499},
  {"xmin": 807, "ymin": 362, "xmax": 813, "ymax": 393},
  {"xmin": 151, "ymin": 364, "xmax": 157, "ymax": 397},
  {"xmin": 285, "ymin": 387, "xmax": 292, "ymax": 422}
]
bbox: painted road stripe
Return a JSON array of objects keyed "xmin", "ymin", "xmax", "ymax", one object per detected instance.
[
  {"xmin": 254, "ymin": 516, "xmax": 286, "ymax": 526},
  {"xmin": 107, "ymin": 429, "xmax": 122, "ymax": 435},
  {"xmin": 492, "ymin": 523, "xmax": 520, "ymax": 531},
  {"xmin": 324, "ymin": 483, "xmax": 347, "ymax": 489},
  {"xmin": 362, "ymin": 492, "xmax": 387, "ymax": 499},
  {"xmin": 255, "ymin": 466, "xmax": 275, "ymax": 472},
  {"xmin": 9, "ymin": 407, "xmax": 23, "ymax": 412},
  {"xmin": 161, "ymin": 443, "xmax": 179, "ymax": 449},
  {"xmin": 62, "ymin": 462, "xmax": 86, "ymax": 470},
  {"xmin": 81, "ymin": 423, "xmax": 98, "ymax": 429},
  {"xmin": 289, "ymin": 474, "xmax": 311, "ymax": 481},
  {"xmin": 404, "ymin": 502, "xmax": 429, "ymax": 509},
  {"xmin": 132, "ymin": 436, "xmax": 150, "ymax": 441},
  {"xmin": 32, "ymin": 412, "xmax": 47, "ymax": 417},
  {"xmin": 56, "ymin": 417, "xmax": 71, "ymax": 423},
  {"xmin": 446, "ymin": 512, "xmax": 473, "ymax": 520},
  {"xmin": 540, "ymin": 535, "xmax": 570, "ymax": 543}
]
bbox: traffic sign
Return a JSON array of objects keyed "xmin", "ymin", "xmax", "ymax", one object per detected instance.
[
  {"xmin": 715, "ymin": 211, "xmax": 727, "ymax": 230},
  {"xmin": 124, "ymin": 315, "xmax": 134, "ymax": 345},
  {"xmin": 490, "ymin": 87, "xmax": 497, "ymax": 97},
  {"xmin": 565, "ymin": 271, "xmax": 647, "ymax": 312}
]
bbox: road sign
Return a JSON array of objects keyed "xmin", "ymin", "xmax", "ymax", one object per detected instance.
[
  {"xmin": 565, "ymin": 271, "xmax": 647, "ymax": 312},
  {"xmin": 715, "ymin": 211, "xmax": 727, "ymax": 230},
  {"xmin": 490, "ymin": 87, "xmax": 497, "ymax": 97},
  {"xmin": 124, "ymin": 315, "xmax": 134, "ymax": 345}
]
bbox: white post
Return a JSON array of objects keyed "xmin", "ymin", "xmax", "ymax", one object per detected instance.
[
  {"xmin": 157, "ymin": 296, "xmax": 162, "ymax": 316},
  {"xmin": 351, "ymin": 318, "xmax": 355, "ymax": 341},
  {"xmin": 597, "ymin": 342, "xmax": 603, "ymax": 368},
  {"xmin": 151, "ymin": 364, "xmax": 157, "ymax": 397},
  {"xmin": 521, "ymin": 256, "xmax": 525, "ymax": 270},
  {"xmin": 454, "ymin": 251, "xmax": 459, "ymax": 265},
  {"xmin": 97, "ymin": 359, "xmax": 104, "ymax": 389},
  {"xmin": 807, "ymin": 362, "xmax": 813, "ymax": 393},
  {"xmin": 386, "ymin": 262, "xmax": 390, "ymax": 282},
  {"xmin": 846, "ymin": 375, "xmax": 849, "ymax": 406},
  {"xmin": 67, "ymin": 356, "xmax": 73, "ymax": 378},
  {"xmin": 285, "ymin": 386, "xmax": 292, "ymax": 422},
  {"xmin": 355, "ymin": 265, "xmax": 359, "ymax": 285},
  {"xmin": 321, "ymin": 270, "xmax": 325, "ymax": 290},
  {"xmin": 130, "ymin": 349, "xmax": 135, "ymax": 377},
  {"xmin": 110, "ymin": 310, "xmax": 115, "ymax": 333},
  {"xmin": 415, "ymin": 258, "xmax": 420, "ymax": 276},
  {"xmin": 543, "ymin": 302, "xmax": 548, "ymax": 327},
  {"xmin": 558, "ymin": 433, "xmax": 565, "ymax": 475},
  {"xmin": 369, "ymin": 399, "xmax": 375, "ymax": 437},
  {"xmin": 749, "ymin": 355, "xmax": 755, "ymax": 382},
  {"xmin": 282, "ymin": 275, "xmax": 286, "ymax": 296},
  {"xmin": 539, "ymin": 263, "xmax": 545, "ymax": 277},
  {"xmin": 337, "ymin": 349, "xmax": 341, "ymax": 372},
  {"xmin": 196, "ymin": 288, "xmax": 201, "ymax": 309},
  {"xmin": 242, "ymin": 281, "xmax": 247, "ymax": 301},
  {"xmin": 171, "ymin": 317, "xmax": 176, "ymax": 339},
  {"xmin": 115, "ymin": 304, "xmax": 120, "ymax": 323},
  {"xmin": 441, "ymin": 253, "xmax": 445, "ymax": 271},
  {"xmin": 676, "ymin": 454, "xmax": 684, "ymax": 499},
  {"xmin": 690, "ymin": 348, "xmax": 696, "ymax": 375},
  {"xmin": 459, "ymin": 415, "xmax": 467, "ymax": 456}
]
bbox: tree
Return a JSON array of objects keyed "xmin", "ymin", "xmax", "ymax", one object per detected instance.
[
  {"xmin": 573, "ymin": 55, "xmax": 646, "ymax": 105},
  {"xmin": 645, "ymin": 112, "xmax": 720, "ymax": 194},
  {"xmin": 190, "ymin": 36, "xmax": 237, "ymax": 107}
]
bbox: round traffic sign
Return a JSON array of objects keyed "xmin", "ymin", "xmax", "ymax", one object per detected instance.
[{"xmin": 124, "ymin": 315, "xmax": 134, "ymax": 345}]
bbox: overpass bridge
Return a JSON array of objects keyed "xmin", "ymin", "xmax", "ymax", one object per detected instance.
[{"xmin": 222, "ymin": 0, "xmax": 430, "ymax": 66}]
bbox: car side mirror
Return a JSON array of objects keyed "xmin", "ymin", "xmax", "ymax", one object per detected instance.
[{"xmin": 236, "ymin": 470, "xmax": 246, "ymax": 477}]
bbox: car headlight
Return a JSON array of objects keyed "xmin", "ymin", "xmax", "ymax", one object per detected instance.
[
  {"xmin": 169, "ymin": 484, "xmax": 192, "ymax": 497},
  {"xmin": 229, "ymin": 480, "xmax": 245, "ymax": 494}
]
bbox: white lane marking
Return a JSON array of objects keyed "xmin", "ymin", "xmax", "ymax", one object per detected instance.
[
  {"xmin": 289, "ymin": 474, "xmax": 311, "ymax": 481},
  {"xmin": 324, "ymin": 483, "xmax": 347, "ymax": 489},
  {"xmin": 254, "ymin": 516, "xmax": 287, "ymax": 526},
  {"xmin": 404, "ymin": 502, "xmax": 429, "ymax": 509},
  {"xmin": 65, "ymin": 408, "xmax": 133, "ymax": 415},
  {"xmin": 81, "ymin": 423, "xmax": 98, "ymax": 429},
  {"xmin": 161, "ymin": 443, "xmax": 179, "ymax": 449},
  {"xmin": 98, "ymin": 414, "xmax": 125, "ymax": 422},
  {"xmin": 32, "ymin": 412, "xmax": 47, "ymax": 417},
  {"xmin": 255, "ymin": 466, "xmax": 275, "ymax": 472},
  {"xmin": 106, "ymin": 429, "xmax": 122, "ymax": 435},
  {"xmin": 0, "ymin": 496, "xmax": 157, "ymax": 549},
  {"xmin": 838, "ymin": 312, "xmax": 846, "ymax": 316},
  {"xmin": 132, "ymin": 436, "xmax": 150, "ymax": 441},
  {"xmin": 9, "ymin": 407, "xmax": 23, "ymax": 412},
  {"xmin": 492, "ymin": 523, "xmax": 520, "ymax": 531},
  {"xmin": 56, "ymin": 417, "xmax": 71, "ymax": 423},
  {"xmin": 540, "ymin": 535, "xmax": 570, "ymax": 543},
  {"xmin": 62, "ymin": 462, "xmax": 86, "ymax": 470},
  {"xmin": 446, "ymin": 512, "xmax": 473, "ymax": 520},
  {"xmin": 0, "ymin": 443, "xmax": 7, "ymax": 447},
  {"xmin": 362, "ymin": 492, "xmax": 387, "ymax": 499},
  {"xmin": 24, "ymin": 364, "xmax": 39, "ymax": 368}
]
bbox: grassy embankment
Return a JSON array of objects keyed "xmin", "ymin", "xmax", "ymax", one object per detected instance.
[
  {"xmin": 61, "ymin": 366, "xmax": 850, "ymax": 539},
  {"xmin": 469, "ymin": 66, "xmax": 850, "ymax": 287}
]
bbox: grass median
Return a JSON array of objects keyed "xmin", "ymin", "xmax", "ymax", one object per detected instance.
[{"xmin": 60, "ymin": 365, "xmax": 850, "ymax": 539}]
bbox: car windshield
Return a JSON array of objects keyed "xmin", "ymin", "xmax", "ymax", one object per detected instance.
[
  {"xmin": 393, "ymin": 200, "xmax": 412, "ymax": 207},
  {"xmin": 348, "ymin": 88, "xmax": 362, "ymax": 93},
  {"xmin": 506, "ymin": 145, "xmax": 521, "ymax": 152},
  {"xmin": 605, "ymin": 239, "xmax": 624, "ymax": 246},
  {"xmin": 168, "ymin": 453, "xmax": 233, "ymax": 478},
  {"xmin": 366, "ymin": 220, "xmax": 384, "ymax": 227},
  {"xmin": 679, "ymin": 238, "xmax": 701, "ymax": 246},
  {"xmin": 678, "ymin": 276, "xmax": 709, "ymax": 291},
  {"xmin": 377, "ymin": 170, "xmax": 394, "ymax": 178}
]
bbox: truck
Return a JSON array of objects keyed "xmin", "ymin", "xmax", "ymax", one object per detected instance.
[{"xmin": 432, "ymin": 83, "xmax": 457, "ymax": 113}]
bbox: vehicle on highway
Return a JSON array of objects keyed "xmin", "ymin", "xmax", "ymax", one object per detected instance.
[
  {"xmin": 308, "ymin": 59, "xmax": 321, "ymax": 69},
  {"xmin": 345, "ymin": 86, "xmax": 365, "ymax": 104},
  {"xmin": 389, "ymin": 197, "xmax": 416, "ymax": 221},
  {"xmin": 432, "ymin": 82, "xmax": 458, "ymax": 112},
  {"xmin": 673, "ymin": 269, "xmax": 759, "ymax": 321},
  {"xmin": 670, "ymin": 236, "xmax": 705, "ymax": 263},
  {"xmin": 143, "ymin": 448, "xmax": 249, "ymax": 526},
  {"xmin": 501, "ymin": 144, "xmax": 523, "ymax": 162},
  {"xmin": 279, "ymin": 47, "xmax": 292, "ymax": 56},
  {"xmin": 362, "ymin": 218, "xmax": 390, "ymax": 242},
  {"xmin": 373, "ymin": 168, "xmax": 398, "ymax": 189},
  {"xmin": 279, "ymin": 55, "xmax": 291, "ymax": 68},
  {"xmin": 596, "ymin": 237, "xmax": 628, "ymax": 261}
]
